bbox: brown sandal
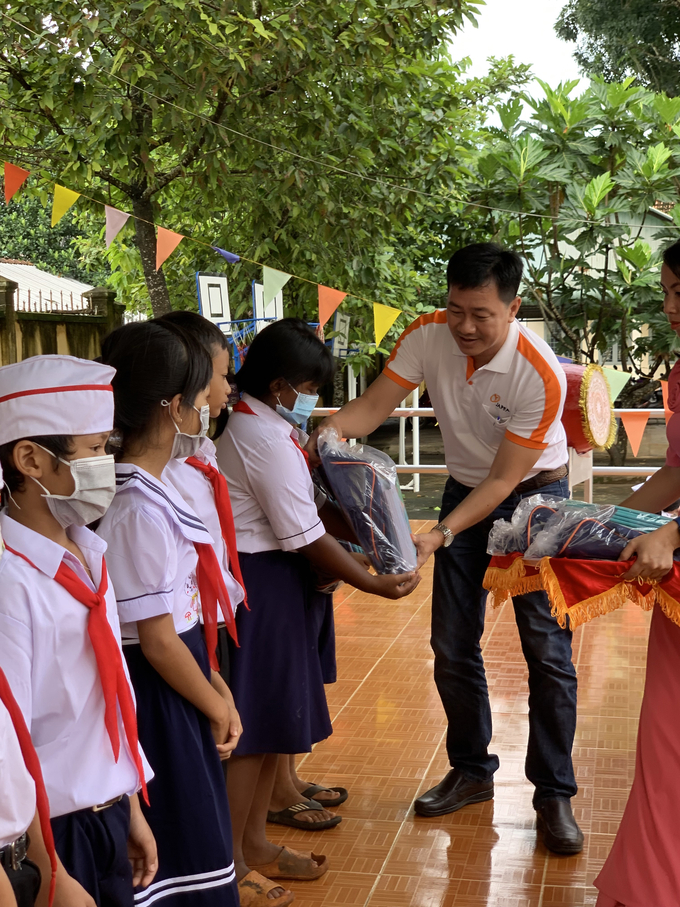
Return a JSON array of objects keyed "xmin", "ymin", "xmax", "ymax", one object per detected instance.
[
  {"xmin": 237, "ymin": 870, "xmax": 295, "ymax": 906},
  {"xmin": 250, "ymin": 845, "xmax": 329, "ymax": 881}
]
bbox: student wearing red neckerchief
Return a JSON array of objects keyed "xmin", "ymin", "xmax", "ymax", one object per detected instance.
[{"xmin": 0, "ymin": 356, "xmax": 156, "ymax": 907}]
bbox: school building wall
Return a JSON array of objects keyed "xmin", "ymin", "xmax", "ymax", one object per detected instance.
[{"xmin": 0, "ymin": 278, "xmax": 125, "ymax": 365}]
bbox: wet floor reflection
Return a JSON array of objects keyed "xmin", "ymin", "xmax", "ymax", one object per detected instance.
[{"xmin": 266, "ymin": 520, "xmax": 646, "ymax": 906}]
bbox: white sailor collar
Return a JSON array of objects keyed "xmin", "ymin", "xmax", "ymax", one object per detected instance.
[
  {"xmin": 0, "ymin": 512, "xmax": 107, "ymax": 579},
  {"xmin": 114, "ymin": 463, "xmax": 213, "ymax": 545}
]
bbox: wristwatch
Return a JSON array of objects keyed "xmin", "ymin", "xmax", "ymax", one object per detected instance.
[{"xmin": 434, "ymin": 522, "xmax": 455, "ymax": 547}]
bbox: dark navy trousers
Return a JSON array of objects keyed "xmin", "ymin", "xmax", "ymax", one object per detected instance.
[{"xmin": 431, "ymin": 476, "xmax": 578, "ymax": 805}]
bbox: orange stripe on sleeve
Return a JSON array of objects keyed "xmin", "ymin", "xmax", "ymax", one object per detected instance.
[
  {"xmin": 382, "ymin": 365, "xmax": 419, "ymax": 391},
  {"xmin": 385, "ymin": 309, "xmax": 447, "ymax": 368},
  {"xmin": 516, "ymin": 334, "xmax": 563, "ymax": 444},
  {"xmin": 505, "ymin": 430, "xmax": 549, "ymax": 451}
]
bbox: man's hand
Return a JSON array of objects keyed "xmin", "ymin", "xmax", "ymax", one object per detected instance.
[
  {"xmin": 620, "ymin": 521, "xmax": 680, "ymax": 580},
  {"xmin": 128, "ymin": 794, "xmax": 158, "ymax": 889},
  {"xmin": 413, "ymin": 530, "xmax": 444, "ymax": 568}
]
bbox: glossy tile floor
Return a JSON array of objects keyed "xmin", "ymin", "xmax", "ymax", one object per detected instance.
[{"xmin": 269, "ymin": 520, "xmax": 650, "ymax": 907}]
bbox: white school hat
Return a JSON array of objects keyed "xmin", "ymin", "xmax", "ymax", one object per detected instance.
[{"xmin": 0, "ymin": 355, "xmax": 116, "ymax": 446}]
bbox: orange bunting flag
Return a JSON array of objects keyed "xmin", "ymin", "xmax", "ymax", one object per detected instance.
[
  {"xmin": 4, "ymin": 162, "xmax": 30, "ymax": 204},
  {"xmin": 156, "ymin": 227, "xmax": 184, "ymax": 271},
  {"xmin": 620, "ymin": 411, "xmax": 650, "ymax": 457},
  {"xmin": 660, "ymin": 380, "xmax": 672, "ymax": 425},
  {"xmin": 318, "ymin": 285, "xmax": 347, "ymax": 330}
]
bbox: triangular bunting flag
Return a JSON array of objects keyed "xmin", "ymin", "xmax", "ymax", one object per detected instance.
[
  {"xmin": 262, "ymin": 266, "xmax": 291, "ymax": 306},
  {"xmin": 4, "ymin": 162, "xmax": 30, "ymax": 204},
  {"xmin": 620, "ymin": 411, "xmax": 650, "ymax": 457},
  {"xmin": 213, "ymin": 246, "xmax": 240, "ymax": 264},
  {"xmin": 105, "ymin": 206, "xmax": 130, "ymax": 248},
  {"xmin": 602, "ymin": 367, "xmax": 631, "ymax": 404},
  {"xmin": 156, "ymin": 227, "xmax": 184, "ymax": 270},
  {"xmin": 660, "ymin": 380, "xmax": 672, "ymax": 425},
  {"xmin": 318, "ymin": 285, "xmax": 347, "ymax": 330},
  {"xmin": 51, "ymin": 185, "xmax": 80, "ymax": 227},
  {"xmin": 373, "ymin": 303, "xmax": 400, "ymax": 347}
]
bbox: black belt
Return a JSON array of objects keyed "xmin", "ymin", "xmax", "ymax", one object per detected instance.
[
  {"xmin": 515, "ymin": 465, "xmax": 568, "ymax": 495},
  {"xmin": 0, "ymin": 833, "xmax": 27, "ymax": 871}
]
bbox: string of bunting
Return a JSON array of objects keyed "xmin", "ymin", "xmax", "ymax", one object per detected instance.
[{"xmin": 2, "ymin": 160, "xmax": 401, "ymax": 348}]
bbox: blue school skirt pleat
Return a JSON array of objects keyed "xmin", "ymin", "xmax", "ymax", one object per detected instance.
[
  {"xmin": 124, "ymin": 624, "xmax": 238, "ymax": 907},
  {"xmin": 229, "ymin": 550, "xmax": 333, "ymax": 755}
]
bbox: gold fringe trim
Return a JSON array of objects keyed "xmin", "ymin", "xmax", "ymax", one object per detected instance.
[
  {"xmin": 653, "ymin": 587, "xmax": 680, "ymax": 629},
  {"xmin": 483, "ymin": 558, "xmax": 544, "ymax": 601},
  {"xmin": 539, "ymin": 558, "xmax": 632, "ymax": 629},
  {"xmin": 487, "ymin": 590, "xmax": 512, "ymax": 610},
  {"xmin": 579, "ymin": 363, "xmax": 617, "ymax": 451}
]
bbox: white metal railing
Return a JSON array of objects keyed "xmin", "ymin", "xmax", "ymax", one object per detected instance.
[
  {"xmin": 311, "ymin": 399, "xmax": 669, "ymax": 492},
  {"xmin": 14, "ymin": 290, "xmax": 91, "ymax": 313}
]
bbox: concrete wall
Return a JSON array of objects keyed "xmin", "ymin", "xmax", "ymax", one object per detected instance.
[{"xmin": 0, "ymin": 278, "xmax": 124, "ymax": 365}]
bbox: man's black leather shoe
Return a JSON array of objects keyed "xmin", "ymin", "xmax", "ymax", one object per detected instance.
[
  {"xmin": 414, "ymin": 768, "xmax": 494, "ymax": 817},
  {"xmin": 535, "ymin": 798, "xmax": 584, "ymax": 854}
]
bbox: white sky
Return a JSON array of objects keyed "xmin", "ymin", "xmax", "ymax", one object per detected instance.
[{"xmin": 450, "ymin": 0, "xmax": 583, "ymax": 90}]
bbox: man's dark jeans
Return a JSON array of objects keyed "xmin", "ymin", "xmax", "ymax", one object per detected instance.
[{"xmin": 431, "ymin": 475, "xmax": 577, "ymax": 806}]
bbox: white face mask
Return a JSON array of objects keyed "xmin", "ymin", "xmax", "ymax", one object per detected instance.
[
  {"xmin": 161, "ymin": 400, "xmax": 210, "ymax": 459},
  {"xmin": 32, "ymin": 446, "xmax": 117, "ymax": 528}
]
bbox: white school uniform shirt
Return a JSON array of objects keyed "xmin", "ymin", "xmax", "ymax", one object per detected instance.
[
  {"xmin": 217, "ymin": 393, "xmax": 327, "ymax": 554},
  {"xmin": 384, "ymin": 313, "xmax": 568, "ymax": 487},
  {"xmin": 98, "ymin": 463, "xmax": 215, "ymax": 641},
  {"xmin": 164, "ymin": 439, "xmax": 245, "ymax": 615},
  {"xmin": 0, "ymin": 698, "xmax": 36, "ymax": 848},
  {"xmin": 0, "ymin": 514, "xmax": 148, "ymax": 818}
]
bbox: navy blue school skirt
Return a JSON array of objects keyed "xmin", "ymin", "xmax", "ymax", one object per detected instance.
[
  {"xmin": 124, "ymin": 624, "xmax": 238, "ymax": 907},
  {"xmin": 229, "ymin": 550, "xmax": 333, "ymax": 755}
]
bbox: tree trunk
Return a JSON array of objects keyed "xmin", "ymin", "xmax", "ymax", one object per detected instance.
[
  {"xmin": 132, "ymin": 196, "xmax": 172, "ymax": 316},
  {"xmin": 332, "ymin": 362, "xmax": 345, "ymax": 407},
  {"xmin": 609, "ymin": 420, "xmax": 628, "ymax": 466}
]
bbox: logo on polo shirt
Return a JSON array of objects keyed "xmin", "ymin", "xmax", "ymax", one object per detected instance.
[{"xmin": 490, "ymin": 394, "xmax": 501, "ymax": 403}]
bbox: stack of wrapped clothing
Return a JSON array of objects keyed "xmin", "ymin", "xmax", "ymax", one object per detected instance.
[{"xmin": 484, "ymin": 496, "xmax": 680, "ymax": 629}]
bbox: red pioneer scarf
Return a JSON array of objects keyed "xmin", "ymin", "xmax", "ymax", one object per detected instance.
[
  {"xmin": 0, "ymin": 667, "xmax": 56, "ymax": 905},
  {"xmin": 185, "ymin": 456, "xmax": 247, "ymax": 610},
  {"xmin": 193, "ymin": 542, "xmax": 239, "ymax": 671},
  {"xmin": 4, "ymin": 546, "xmax": 148, "ymax": 805}
]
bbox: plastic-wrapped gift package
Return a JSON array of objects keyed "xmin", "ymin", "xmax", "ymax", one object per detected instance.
[
  {"xmin": 316, "ymin": 428, "xmax": 417, "ymax": 575},
  {"xmin": 488, "ymin": 495, "xmax": 677, "ymax": 562}
]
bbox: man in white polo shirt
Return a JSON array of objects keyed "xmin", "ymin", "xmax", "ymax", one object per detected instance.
[{"xmin": 308, "ymin": 243, "xmax": 582, "ymax": 854}]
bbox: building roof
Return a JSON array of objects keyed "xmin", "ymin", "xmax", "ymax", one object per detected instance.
[{"xmin": 0, "ymin": 260, "xmax": 93, "ymax": 312}]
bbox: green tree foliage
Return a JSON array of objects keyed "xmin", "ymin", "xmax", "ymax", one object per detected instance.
[
  {"xmin": 466, "ymin": 77, "xmax": 680, "ymax": 379},
  {"xmin": 0, "ymin": 189, "xmax": 109, "ymax": 284},
  {"xmin": 0, "ymin": 0, "xmax": 525, "ymax": 338},
  {"xmin": 556, "ymin": 0, "xmax": 680, "ymax": 96}
]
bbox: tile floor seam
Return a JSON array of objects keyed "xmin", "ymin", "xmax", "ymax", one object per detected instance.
[
  {"xmin": 362, "ymin": 724, "xmax": 449, "ymax": 907},
  {"xmin": 300, "ymin": 591, "xmax": 434, "ymax": 776},
  {"xmin": 358, "ymin": 595, "xmax": 510, "ymax": 907},
  {"xmin": 536, "ymin": 851, "xmax": 550, "ymax": 907}
]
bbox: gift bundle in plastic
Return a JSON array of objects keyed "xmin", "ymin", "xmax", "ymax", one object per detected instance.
[
  {"xmin": 316, "ymin": 428, "xmax": 417, "ymax": 574},
  {"xmin": 487, "ymin": 495, "xmax": 676, "ymax": 562}
]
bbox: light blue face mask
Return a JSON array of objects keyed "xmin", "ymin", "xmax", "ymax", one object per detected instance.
[{"xmin": 276, "ymin": 382, "xmax": 319, "ymax": 426}]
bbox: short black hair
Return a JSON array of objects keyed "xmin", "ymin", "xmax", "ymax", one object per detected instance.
[
  {"xmin": 446, "ymin": 242, "xmax": 523, "ymax": 303},
  {"xmin": 154, "ymin": 310, "xmax": 228, "ymax": 354},
  {"xmin": 235, "ymin": 317, "xmax": 334, "ymax": 399},
  {"xmin": 663, "ymin": 240, "xmax": 680, "ymax": 281},
  {"xmin": 101, "ymin": 320, "xmax": 213, "ymax": 456},
  {"xmin": 0, "ymin": 434, "xmax": 74, "ymax": 498}
]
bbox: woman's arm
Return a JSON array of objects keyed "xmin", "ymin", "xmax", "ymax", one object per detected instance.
[
  {"xmin": 620, "ymin": 466, "xmax": 680, "ymax": 513},
  {"xmin": 137, "ymin": 615, "xmax": 231, "ymax": 746},
  {"xmin": 298, "ymin": 533, "xmax": 420, "ymax": 599},
  {"xmin": 0, "ymin": 866, "xmax": 17, "ymax": 907}
]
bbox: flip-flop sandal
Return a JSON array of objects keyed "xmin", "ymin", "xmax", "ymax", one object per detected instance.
[
  {"xmin": 300, "ymin": 783, "xmax": 349, "ymax": 809},
  {"xmin": 238, "ymin": 870, "xmax": 295, "ymax": 906},
  {"xmin": 267, "ymin": 799, "xmax": 342, "ymax": 830},
  {"xmin": 251, "ymin": 845, "xmax": 329, "ymax": 881}
]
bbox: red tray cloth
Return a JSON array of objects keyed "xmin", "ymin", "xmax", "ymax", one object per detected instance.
[{"xmin": 483, "ymin": 553, "xmax": 680, "ymax": 631}]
